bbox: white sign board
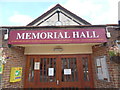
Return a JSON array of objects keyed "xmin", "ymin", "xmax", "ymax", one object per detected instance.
[
  {"xmin": 48, "ymin": 68, "xmax": 54, "ymax": 76},
  {"xmin": 64, "ymin": 69, "xmax": 71, "ymax": 75},
  {"xmin": 34, "ymin": 62, "xmax": 40, "ymax": 70}
]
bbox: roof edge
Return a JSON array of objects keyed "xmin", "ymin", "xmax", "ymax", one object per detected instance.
[{"xmin": 1, "ymin": 24, "xmax": 119, "ymax": 29}]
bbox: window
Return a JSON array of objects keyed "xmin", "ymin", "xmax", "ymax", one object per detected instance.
[
  {"xmin": 95, "ymin": 56, "xmax": 110, "ymax": 82},
  {"xmin": 82, "ymin": 57, "xmax": 89, "ymax": 81}
]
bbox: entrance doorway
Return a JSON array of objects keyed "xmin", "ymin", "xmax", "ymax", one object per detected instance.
[{"xmin": 24, "ymin": 55, "xmax": 94, "ymax": 88}]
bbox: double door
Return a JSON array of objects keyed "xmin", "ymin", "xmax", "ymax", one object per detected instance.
[{"xmin": 24, "ymin": 55, "xmax": 94, "ymax": 88}]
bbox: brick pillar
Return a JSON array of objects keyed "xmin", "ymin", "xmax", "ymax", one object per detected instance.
[{"xmin": 2, "ymin": 46, "xmax": 26, "ymax": 88}]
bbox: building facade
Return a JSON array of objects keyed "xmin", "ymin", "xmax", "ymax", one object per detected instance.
[{"xmin": 0, "ymin": 4, "xmax": 120, "ymax": 89}]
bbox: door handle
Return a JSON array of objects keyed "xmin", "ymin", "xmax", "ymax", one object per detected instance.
[{"xmin": 56, "ymin": 80, "xmax": 59, "ymax": 85}]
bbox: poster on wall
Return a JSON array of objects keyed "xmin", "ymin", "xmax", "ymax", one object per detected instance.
[{"xmin": 10, "ymin": 67, "xmax": 22, "ymax": 82}]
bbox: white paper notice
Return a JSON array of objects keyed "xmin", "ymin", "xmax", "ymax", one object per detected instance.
[
  {"xmin": 48, "ymin": 68, "xmax": 54, "ymax": 76},
  {"xmin": 97, "ymin": 68, "xmax": 103, "ymax": 80},
  {"xmin": 96, "ymin": 59, "xmax": 101, "ymax": 66},
  {"xmin": 64, "ymin": 69, "xmax": 71, "ymax": 75},
  {"xmin": 34, "ymin": 62, "xmax": 40, "ymax": 70}
]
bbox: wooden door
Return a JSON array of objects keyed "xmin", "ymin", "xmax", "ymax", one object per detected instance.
[
  {"xmin": 24, "ymin": 55, "xmax": 94, "ymax": 88},
  {"xmin": 36, "ymin": 55, "xmax": 59, "ymax": 88},
  {"xmin": 59, "ymin": 55, "xmax": 82, "ymax": 88},
  {"xmin": 24, "ymin": 55, "xmax": 59, "ymax": 88},
  {"xmin": 80, "ymin": 55, "xmax": 94, "ymax": 88}
]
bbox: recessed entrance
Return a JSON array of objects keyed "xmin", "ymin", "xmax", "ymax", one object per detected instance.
[{"xmin": 24, "ymin": 55, "xmax": 94, "ymax": 88}]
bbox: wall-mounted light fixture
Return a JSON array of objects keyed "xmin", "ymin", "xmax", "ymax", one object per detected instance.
[
  {"xmin": 54, "ymin": 47, "xmax": 63, "ymax": 52},
  {"xmin": 4, "ymin": 29, "xmax": 9, "ymax": 40},
  {"xmin": 106, "ymin": 26, "xmax": 111, "ymax": 38},
  {"xmin": 0, "ymin": 28, "xmax": 9, "ymax": 40}
]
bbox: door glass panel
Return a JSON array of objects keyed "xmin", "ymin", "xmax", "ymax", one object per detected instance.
[
  {"xmin": 82, "ymin": 57, "xmax": 89, "ymax": 81},
  {"xmin": 61, "ymin": 58, "xmax": 78, "ymax": 82},
  {"xmin": 40, "ymin": 58, "xmax": 56, "ymax": 82},
  {"xmin": 28, "ymin": 58, "xmax": 34, "ymax": 82}
]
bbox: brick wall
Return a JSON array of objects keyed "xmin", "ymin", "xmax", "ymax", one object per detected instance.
[
  {"xmin": 2, "ymin": 46, "xmax": 26, "ymax": 88},
  {"xmin": 92, "ymin": 27, "xmax": 120, "ymax": 88},
  {"xmin": 92, "ymin": 46, "xmax": 118, "ymax": 88}
]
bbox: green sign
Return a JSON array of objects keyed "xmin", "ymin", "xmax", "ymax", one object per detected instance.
[{"xmin": 15, "ymin": 70, "xmax": 21, "ymax": 76}]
